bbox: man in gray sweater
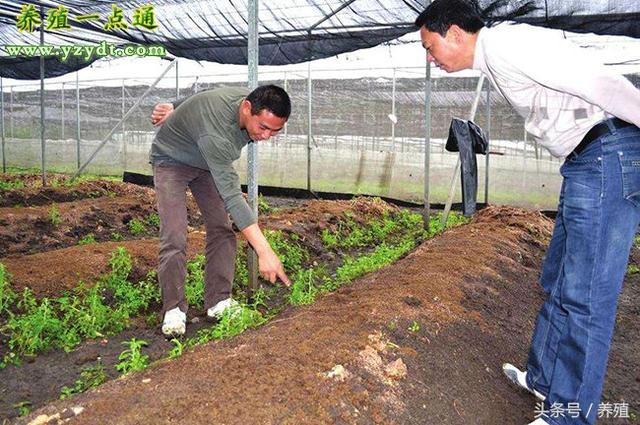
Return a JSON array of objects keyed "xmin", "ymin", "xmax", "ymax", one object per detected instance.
[{"xmin": 150, "ymin": 85, "xmax": 291, "ymax": 337}]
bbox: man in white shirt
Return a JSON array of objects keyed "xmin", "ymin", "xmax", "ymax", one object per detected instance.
[{"xmin": 415, "ymin": 1, "xmax": 640, "ymax": 424}]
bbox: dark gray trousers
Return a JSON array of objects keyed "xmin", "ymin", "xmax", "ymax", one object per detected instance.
[{"xmin": 153, "ymin": 163, "xmax": 236, "ymax": 315}]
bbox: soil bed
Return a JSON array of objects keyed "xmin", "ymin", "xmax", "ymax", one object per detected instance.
[{"xmin": 7, "ymin": 205, "xmax": 638, "ymax": 425}]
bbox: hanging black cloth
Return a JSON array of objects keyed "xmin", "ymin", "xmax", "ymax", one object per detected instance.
[{"xmin": 445, "ymin": 118, "xmax": 488, "ymax": 217}]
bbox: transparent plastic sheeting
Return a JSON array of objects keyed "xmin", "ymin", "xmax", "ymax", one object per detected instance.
[{"xmin": 0, "ymin": 72, "xmax": 583, "ymax": 210}]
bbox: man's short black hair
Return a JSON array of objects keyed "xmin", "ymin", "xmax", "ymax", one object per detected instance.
[
  {"xmin": 246, "ymin": 84, "xmax": 291, "ymax": 119},
  {"xmin": 415, "ymin": 0, "xmax": 485, "ymax": 37}
]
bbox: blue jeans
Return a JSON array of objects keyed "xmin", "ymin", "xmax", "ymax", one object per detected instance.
[{"xmin": 525, "ymin": 121, "xmax": 640, "ymax": 425}]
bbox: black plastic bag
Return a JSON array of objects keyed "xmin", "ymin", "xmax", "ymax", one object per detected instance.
[{"xmin": 445, "ymin": 118, "xmax": 488, "ymax": 217}]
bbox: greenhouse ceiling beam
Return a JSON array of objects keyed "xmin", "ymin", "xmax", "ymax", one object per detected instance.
[
  {"xmin": 307, "ymin": 0, "xmax": 359, "ymax": 33},
  {"xmin": 72, "ymin": 59, "xmax": 178, "ymax": 179}
]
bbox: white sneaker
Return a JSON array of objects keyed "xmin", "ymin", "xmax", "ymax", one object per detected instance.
[
  {"xmin": 502, "ymin": 363, "xmax": 546, "ymax": 401},
  {"xmin": 207, "ymin": 298, "xmax": 240, "ymax": 320},
  {"xmin": 528, "ymin": 418, "xmax": 550, "ymax": 425},
  {"xmin": 162, "ymin": 307, "xmax": 186, "ymax": 336}
]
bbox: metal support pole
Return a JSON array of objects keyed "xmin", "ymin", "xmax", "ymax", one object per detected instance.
[
  {"xmin": 76, "ymin": 72, "xmax": 81, "ymax": 169},
  {"xmin": 247, "ymin": 0, "xmax": 259, "ymax": 296},
  {"xmin": 306, "ymin": 30, "xmax": 313, "ymax": 192},
  {"xmin": 283, "ymin": 71, "xmax": 288, "ymax": 145},
  {"xmin": 122, "ymin": 80, "xmax": 127, "ymax": 171},
  {"xmin": 61, "ymin": 83, "xmax": 65, "ymax": 139},
  {"xmin": 1, "ymin": 77, "xmax": 5, "ymax": 172},
  {"xmin": 10, "ymin": 87, "xmax": 13, "ymax": 140},
  {"xmin": 484, "ymin": 82, "xmax": 491, "ymax": 205},
  {"xmin": 175, "ymin": 60, "xmax": 179, "ymax": 99},
  {"xmin": 73, "ymin": 60, "xmax": 177, "ymax": 178},
  {"xmin": 441, "ymin": 74, "xmax": 485, "ymax": 228},
  {"xmin": 40, "ymin": 6, "xmax": 46, "ymax": 186},
  {"xmin": 423, "ymin": 60, "xmax": 431, "ymax": 230},
  {"xmin": 391, "ymin": 68, "xmax": 396, "ymax": 152}
]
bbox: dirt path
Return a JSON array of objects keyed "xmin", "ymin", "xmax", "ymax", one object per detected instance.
[{"xmin": 18, "ymin": 206, "xmax": 638, "ymax": 425}]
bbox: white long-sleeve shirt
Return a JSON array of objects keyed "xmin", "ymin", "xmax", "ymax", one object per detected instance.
[{"xmin": 472, "ymin": 23, "xmax": 640, "ymax": 158}]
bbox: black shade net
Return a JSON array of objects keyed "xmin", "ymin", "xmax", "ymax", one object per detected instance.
[{"xmin": 1, "ymin": 0, "xmax": 639, "ymax": 80}]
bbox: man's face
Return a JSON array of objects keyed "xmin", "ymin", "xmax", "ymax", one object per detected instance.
[
  {"xmin": 419, "ymin": 26, "xmax": 468, "ymax": 73},
  {"xmin": 241, "ymin": 102, "xmax": 287, "ymax": 141}
]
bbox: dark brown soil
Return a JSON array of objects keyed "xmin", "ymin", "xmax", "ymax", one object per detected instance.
[{"xmin": 9, "ymin": 205, "xmax": 638, "ymax": 425}]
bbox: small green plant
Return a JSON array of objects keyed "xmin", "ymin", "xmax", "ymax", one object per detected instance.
[
  {"xmin": 116, "ymin": 338, "xmax": 149, "ymax": 375},
  {"xmin": 127, "ymin": 219, "xmax": 146, "ymax": 236},
  {"xmin": 111, "ymin": 232, "xmax": 124, "ymax": 241},
  {"xmin": 13, "ymin": 400, "xmax": 32, "ymax": 417},
  {"xmin": 78, "ymin": 233, "xmax": 96, "ymax": 245},
  {"xmin": 49, "ymin": 205, "xmax": 61, "ymax": 226},
  {"xmin": 634, "ymin": 234, "xmax": 640, "ymax": 247},
  {"xmin": 185, "ymin": 255, "xmax": 205, "ymax": 308},
  {"xmin": 408, "ymin": 321, "xmax": 421, "ymax": 333},
  {"xmin": 188, "ymin": 303, "xmax": 266, "ymax": 347},
  {"xmin": 0, "ymin": 180, "xmax": 25, "ymax": 190},
  {"xmin": 258, "ymin": 194, "xmax": 272, "ymax": 214},
  {"xmin": 169, "ymin": 338, "xmax": 185, "ymax": 359},
  {"xmin": 59, "ymin": 362, "xmax": 108, "ymax": 399},
  {"xmin": 289, "ymin": 268, "xmax": 321, "ymax": 306},
  {"xmin": 265, "ymin": 230, "xmax": 308, "ymax": 275},
  {"xmin": 627, "ymin": 264, "xmax": 640, "ymax": 275},
  {"xmin": 0, "ymin": 264, "xmax": 17, "ymax": 315},
  {"xmin": 146, "ymin": 213, "xmax": 161, "ymax": 227}
]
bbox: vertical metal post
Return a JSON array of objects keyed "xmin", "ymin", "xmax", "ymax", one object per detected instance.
[
  {"xmin": 306, "ymin": 30, "xmax": 313, "ymax": 192},
  {"xmin": 247, "ymin": 0, "xmax": 260, "ymax": 296},
  {"xmin": 423, "ymin": 58, "xmax": 431, "ymax": 230},
  {"xmin": 1, "ymin": 77, "xmax": 5, "ymax": 172},
  {"xmin": 61, "ymin": 83, "xmax": 65, "ymax": 139},
  {"xmin": 175, "ymin": 60, "xmax": 179, "ymax": 99},
  {"xmin": 10, "ymin": 87, "xmax": 13, "ymax": 139},
  {"xmin": 283, "ymin": 71, "xmax": 288, "ymax": 145},
  {"xmin": 40, "ymin": 6, "xmax": 46, "ymax": 186},
  {"xmin": 391, "ymin": 68, "xmax": 396, "ymax": 152},
  {"xmin": 122, "ymin": 80, "xmax": 127, "ymax": 171},
  {"xmin": 522, "ymin": 127, "xmax": 527, "ymax": 189},
  {"xmin": 76, "ymin": 72, "xmax": 81, "ymax": 169},
  {"xmin": 484, "ymin": 82, "xmax": 491, "ymax": 205}
]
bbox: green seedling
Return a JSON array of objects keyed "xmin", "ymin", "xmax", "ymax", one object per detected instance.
[
  {"xmin": 78, "ymin": 233, "xmax": 96, "ymax": 245},
  {"xmin": 185, "ymin": 255, "xmax": 205, "ymax": 308},
  {"xmin": 146, "ymin": 213, "xmax": 161, "ymax": 227},
  {"xmin": 13, "ymin": 401, "xmax": 32, "ymax": 417},
  {"xmin": 116, "ymin": 338, "xmax": 149, "ymax": 375},
  {"xmin": 111, "ymin": 232, "xmax": 124, "ymax": 241},
  {"xmin": 0, "ymin": 263, "xmax": 17, "ymax": 315},
  {"xmin": 258, "ymin": 194, "xmax": 272, "ymax": 214},
  {"xmin": 59, "ymin": 362, "xmax": 108, "ymax": 399},
  {"xmin": 169, "ymin": 338, "xmax": 185, "ymax": 359},
  {"xmin": 49, "ymin": 205, "xmax": 61, "ymax": 226},
  {"xmin": 127, "ymin": 219, "xmax": 146, "ymax": 235},
  {"xmin": 289, "ymin": 268, "xmax": 321, "ymax": 306},
  {"xmin": 0, "ymin": 180, "xmax": 25, "ymax": 190},
  {"xmin": 408, "ymin": 321, "xmax": 421, "ymax": 333},
  {"xmin": 627, "ymin": 264, "xmax": 640, "ymax": 275}
]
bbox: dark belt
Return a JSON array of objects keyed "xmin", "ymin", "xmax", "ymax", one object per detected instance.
[{"xmin": 568, "ymin": 117, "xmax": 633, "ymax": 159}]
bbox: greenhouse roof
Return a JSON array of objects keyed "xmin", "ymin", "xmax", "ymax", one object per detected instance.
[{"xmin": 1, "ymin": 0, "xmax": 639, "ymax": 80}]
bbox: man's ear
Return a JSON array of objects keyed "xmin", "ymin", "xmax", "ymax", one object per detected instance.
[
  {"xmin": 447, "ymin": 24, "xmax": 464, "ymax": 43},
  {"xmin": 240, "ymin": 99, "xmax": 252, "ymax": 114}
]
